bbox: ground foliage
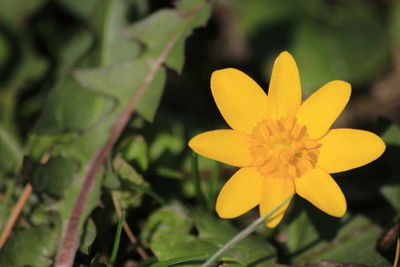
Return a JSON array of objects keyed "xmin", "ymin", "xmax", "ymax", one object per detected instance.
[{"xmin": 0, "ymin": 0, "xmax": 399, "ymax": 266}]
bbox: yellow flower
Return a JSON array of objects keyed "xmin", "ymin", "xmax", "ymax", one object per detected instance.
[{"xmin": 188, "ymin": 51, "xmax": 386, "ymax": 227}]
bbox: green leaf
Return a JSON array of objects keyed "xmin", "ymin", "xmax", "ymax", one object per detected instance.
[
  {"xmin": 235, "ymin": 0, "xmax": 299, "ymax": 36},
  {"xmin": 0, "ymin": 122, "xmax": 22, "ymax": 175},
  {"xmin": 144, "ymin": 206, "xmax": 277, "ymax": 266},
  {"xmin": 135, "ymin": 67, "xmax": 166, "ymax": 121},
  {"xmin": 30, "ymin": 156, "xmax": 79, "ymax": 198},
  {"xmin": 390, "ymin": 0, "xmax": 400, "ymax": 46},
  {"xmin": 286, "ymin": 209, "xmax": 320, "ymax": 254},
  {"xmin": 151, "ymin": 237, "xmax": 216, "ymax": 266},
  {"xmin": 0, "ymin": 0, "xmax": 47, "ymax": 29},
  {"xmin": 149, "ymin": 122, "xmax": 185, "ymax": 161},
  {"xmin": 287, "ymin": 206, "xmax": 391, "ymax": 266},
  {"xmin": 0, "ymin": 32, "xmax": 8, "ymax": 66},
  {"xmin": 314, "ymin": 217, "xmax": 391, "ymax": 267},
  {"xmin": 33, "ymin": 75, "xmax": 114, "ymax": 134},
  {"xmin": 382, "ymin": 123, "xmax": 400, "ymax": 146},
  {"xmin": 192, "ymin": 210, "xmax": 277, "ymax": 266},
  {"xmin": 112, "ymin": 154, "xmax": 149, "ymax": 208},
  {"xmin": 56, "ymin": 0, "xmax": 99, "ymax": 19},
  {"xmin": 150, "ymin": 255, "xmax": 206, "ymax": 267},
  {"xmin": 0, "ymin": 225, "xmax": 58, "ymax": 266},
  {"xmin": 20, "ymin": 0, "xmax": 211, "ymax": 264},
  {"xmin": 381, "ymin": 183, "xmax": 400, "ymax": 213},
  {"xmin": 381, "ymin": 123, "xmax": 400, "ymax": 213},
  {"xmin": 56, "ymin": 31, "xmax": 94, "ymax": 78},
  {"xmin": 289, "ymin": 5, "xmax": 389, "ymax": 93},
  {"xmin": 141, "ymin": 206, "xmax": 192, "ymax": 246},
  {"xmin": 88, "ymin": 0, "xmax": 140, "ymax": 67},
  {"xmin": 118, "ymin": 135, "xmax": 149, "ymax": 172},
  {"xmin": 79, "ymin": 218, "xmax": 97, "ymax": 255}
]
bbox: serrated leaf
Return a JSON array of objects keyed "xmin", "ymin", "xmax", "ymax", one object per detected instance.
[
  {"xmin": 89, "ymin": 0, "xmax": 140, "ymax": 66},
  {"xmin": 21, "ymin": 0, "xmax": 212, "ymax": 264}
]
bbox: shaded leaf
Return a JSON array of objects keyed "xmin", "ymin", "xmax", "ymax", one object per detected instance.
[
  {"xmin": 112, "ymin": 153, "xmax": 149, "ymax": 208},
  {"xmin": 288, "ymin": 211, "xmax": 391, "ymax": 267},
  {"xmin": 290, "ymin": 5, "xmax": 389, "ymax": 93},
  {"xmin": 79, "ymin": 218, "xmax": 97, "ymax": 255},
  {"xmin": 0, "ymin": 225, "xmax": 58, "ymax": 267},
  {"xmin": 192, "ymin": 209, "xmax": 277, "ymax": 266},
  {"xmin": 150, "ymin": 255, "xmax": 206, "ymax": 267},
  {"xmin": 30, "ymin": 156, "xmax": 79, "ymax": 198},
  {"xmin": 142, "ymin": 206, "xmax": 192, "ymax": 246}
]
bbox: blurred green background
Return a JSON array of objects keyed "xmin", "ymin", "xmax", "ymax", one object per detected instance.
[{"xmin": 0, "ymin": 0, "xmax": 399, "ymax": 266}]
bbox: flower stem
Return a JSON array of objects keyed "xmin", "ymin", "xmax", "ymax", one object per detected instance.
[
  {"xmin": 393, "ymin": 238, "xmax": 400, "ymax": 267},
  {"xmin": 109, "ymin": 210, "xmax": 125, "ymax": 266},
  {"xmin": 200, "ymin": 196, "xmax": 292, "ymax": 267},
  {"xmin": 192, "ymin": 151, "xmax": 205, "ymax": 207}
]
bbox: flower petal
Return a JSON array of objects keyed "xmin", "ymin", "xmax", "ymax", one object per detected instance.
[
  {"xmin": 295, "ymin": 167, "xmax": 346, "ymax": 217},
  {"xmin": 267, "ymin": 51, "xmax": 301, "ymax": 119},
  {"xmin": 216, "ymin": 167, "xmax": 262, "ymax": 218},
  {"xmin": 296, "ymin": 80, "xmax": 351, "ymax": 139},
  {"xmin": 260, "ymin": 177, "xmax": 294, "ymax": 228},
  {"xmin": 189, "ymin": 130, "xmax": 253, "ymax": 167},
  {"xmin": 318, "ymin": 129, "xmax": 386, "ymax": 173},
  {"xmin": 211, "ymin": 68, "xmax": 268, "ymax": 134}
]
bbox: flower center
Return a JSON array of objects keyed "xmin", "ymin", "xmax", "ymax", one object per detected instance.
[{"xmin": 248, "ymin": 117, "xmax": 320, "ymax": 178}]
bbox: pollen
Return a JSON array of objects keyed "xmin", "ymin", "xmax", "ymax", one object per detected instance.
[{"xmin": 248, "ymin": 117, "xmax": 320, "ymax": 178}]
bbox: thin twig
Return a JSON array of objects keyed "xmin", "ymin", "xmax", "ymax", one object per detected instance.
[
  {"xmin": 111, "ymin": 190, "xmax": 149, "ymax": 259},
  {"xmin": 0, "ymin": 153, "xmax": 50, "ymax": 249},
  {"xmin": 0, "ymin": 184, "xmax": 32, "ymax": 248}
]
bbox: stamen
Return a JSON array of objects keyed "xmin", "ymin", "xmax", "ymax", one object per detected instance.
[
  {"xmin": 260, "ymin": 124, "xmax": 270, "ymax": 138},
  {"xmin": 252, "ymin": 156, "xmax": 266, "ymax": 166},
  {"xmin": 290, "ymin": 123, "xmax": 301, "ymax": 140},
  {"xmin": 250, "ymin": 118, "xmax": 320, "ymax": 179},
  {"xmin": 287, "ymin": 164, "xmax": 297, "ymax": 177},
  {"xmin": 284, "ymin": 116, "xmax": 295, "ymax": 130},
  {"xmin": 304, "ymin": 141, "xmax": 321, "ymax": 150}
]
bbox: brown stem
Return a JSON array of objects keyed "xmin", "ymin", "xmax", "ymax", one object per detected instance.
[
  {"xmin": 0, "ymin": 183, "xmax": 32, "ymax": 248},
  {"xmin": 111, "ymin": 190, "xmax": 149, "ymax": 259}
]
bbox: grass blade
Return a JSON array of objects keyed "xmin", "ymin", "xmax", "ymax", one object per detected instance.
[
  {"xmin": 109, "ymin": 210, "xmax": 126, "ymax": 266},
  {"xmin": 200, "ymin": 196, "xmax": 292, "ymax": 267}
]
